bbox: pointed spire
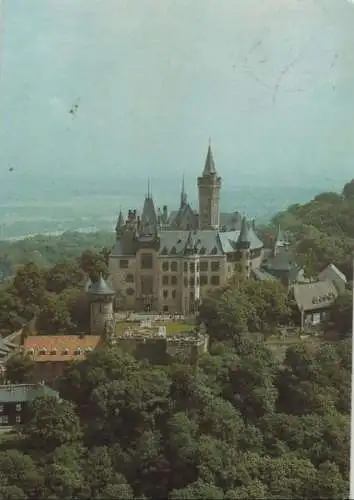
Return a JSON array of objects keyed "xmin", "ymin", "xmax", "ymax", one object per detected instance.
[
  {"xmin": 180, "ymin": 174, "xmax": 187, "ymax": 207},
  {"xmin": 147, "ymin": 178, "xmax": 151, "ymax": 199},
  {"xmin": 203, "ymin": 142, "xmax": 217, "ymax": 176},
  {"xmin": 115, "ymin": 209, "xmax": 124, "ymax": 238},
  {"xmin": 237, "ymin": 216, "xmax": 251, "ymax": 248}
]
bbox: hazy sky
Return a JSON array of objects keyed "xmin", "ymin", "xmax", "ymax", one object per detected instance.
[{"xmin": 1, "ymin": 0, "xmax": 354, "ymax": 197}]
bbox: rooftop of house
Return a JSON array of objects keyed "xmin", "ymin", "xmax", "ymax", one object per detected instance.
[
  {"xmin": 318, "ymin": 263, "xmax": 347, "ymax": 285},
  {"xmin": 293, "ymin": 280, "xmax": 338, "ymax": 312},
  {"xmin": 0, "ymin": 383, "xmax": 59, "ymax": 403},
  {"xmin": 23, "ymin": 335, "xmax": 102, "ymax": 362}
]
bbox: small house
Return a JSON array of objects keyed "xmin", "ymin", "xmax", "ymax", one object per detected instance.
[{"xmin": 0, "ymin": 382, "xmax": 59, "ymax": 427}]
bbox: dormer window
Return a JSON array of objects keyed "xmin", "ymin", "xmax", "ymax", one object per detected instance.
[
  {"xmin": 74, "ymin": 347, "xmax": 82, "ymax": 355},
  {"xmin": 211, "ymin": 246, "xmax": 218, "ymax": 255},
  {"xmin": 39, "ymin": 348, "xmax": 47, "ymax": 355},
  {"xmin": 171, "ymin": 246, "xmax": 177, "ymax": 254},
  {"xmin": 62, "ymin": 348, "xmax": 69, "ymax": 355},
  {"xmin": 50, "ymin": 348, "xmax": 57, "ymax": 355},
  {"xmin": 160, "ymin": 246, "xmax": 168, "ymax": 255},
  {"xmin": 199, "ymin": 246, "xmax": 206, "ymax": 255}
]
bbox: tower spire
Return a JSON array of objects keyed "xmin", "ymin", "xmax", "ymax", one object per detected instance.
[
  {"xmin": 180, "ymin": 174, "xmax": 187, "ymax": 207},
  {"xmin": 147, "ymin": 177, "xmax": 151, "ymax": 199},
  {"xmin": 203, "ymin": 142, "xmax": 216, "ymax": 176}
]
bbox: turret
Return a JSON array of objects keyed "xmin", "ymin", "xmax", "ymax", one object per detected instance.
[
  {"xmin": 197, "ymin": 142, "xmax": 222, "ymax": 230},
  {"xmin": 236, "ymin": 216, "xmax": 251, "ymax": 278},
  {"xmin": 87, "ymin": 273, "xmax": 116, "ymax": 337},
  {"xmin": 115, "ymin": 210, "xmax": 124, "ymax": 239}
]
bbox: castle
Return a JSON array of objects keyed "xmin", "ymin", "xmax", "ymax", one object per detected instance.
[{"xmin": 108, "ymin": 144, "xmax": 264, "ymax": 315}]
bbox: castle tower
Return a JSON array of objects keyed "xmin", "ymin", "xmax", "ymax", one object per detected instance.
[
  {"xmin": 197, "ymin": 143, "xmax": 222, "ymax": 230},
  {"xmin": 236, "ymin": 216, "xmax": 251, "ymax": 278},
  {"xmin": 115, "ymin": 210, "xmax": 124, "ymax": 240},
  {"xmin": 87, "ymin": 273, "xmax": 116, "ymax": 337},
  {"xmin": 180, "ymin": 232, "xmax": 201, "ymax": 316}
]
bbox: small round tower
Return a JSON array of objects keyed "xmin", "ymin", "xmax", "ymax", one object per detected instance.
[{"xmin": 87, "ymin": 274, "xmax": 116, "ymax": 336}]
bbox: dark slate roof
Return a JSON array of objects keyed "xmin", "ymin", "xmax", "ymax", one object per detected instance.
[
  {"xmin": 237, "ymin": 216, "xmax": 250, "ymax": 245},
  {"xmin": 263, "ymin": 248, "xmax": 298, "ymax": 272},
  {"xmin": 115, "ymin": 210, "xmax": 124, "ymax": 232},
  {"xmin": 87, "ymin": 274, "xmax": 115, "ymax": 296},
  {"xmin": 293, "ymin": 280, "xmax": 338, "ymax": 312},
  {"xmin": 203, "ymin": 145, "xmax": 217, "ymax": 175},
  {"xmin": 170, "ymin": 203, "xmax": 198, "ymax": 230},
  {"xmin": 318, "ymin": 264, "xmax": 347, "ymax": 286},
  {"xmin": 140, "ymin": 196, "xmax": 157, "ymax": 229},
  {"xmin": 0, "ymin": 383, "xmax": 59, "ymax": 403},
  {"xmin": 111, "ymin": 228, "xmax": 263, "ymax": 257}
]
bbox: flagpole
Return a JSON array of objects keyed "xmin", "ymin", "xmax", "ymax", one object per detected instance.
[{"xmin": 350, "ymin": 257, "xmax": 354, "ymax": 499}]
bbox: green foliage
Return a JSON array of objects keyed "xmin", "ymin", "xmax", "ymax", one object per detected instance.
[
  {"xmin": 5, "ymin": 353, "xmax": 35, "ymax": 383},
  {"xmin": 199, "ymin": 278, "xmax": 292, "ymax": 345},
  {"xmin": 23, "ymin": 396, "xmax": 82, "ymax": 452},
  {"xmin": 271, "ymin": 185, "xmax": 354, "ymax": 277}
]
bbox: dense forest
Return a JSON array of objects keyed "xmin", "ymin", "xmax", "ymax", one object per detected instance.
[
  {"xmin": 1, "ymin": 329, "xmax": 350, "ymax": 498},
  {"xmin": 0, "ymin": 182, "xmax": 352, "ymax": 498}
]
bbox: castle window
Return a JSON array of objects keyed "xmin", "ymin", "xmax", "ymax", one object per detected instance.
[
  {"xmin": 120, "ymin": 259, "xmax": 129, "ymax": 269},
  {"xmin": 184, "ymin": 262, "xmax": 188, "ymax": 273},
  {"xmin": 126, "ymin": 273, "xmax": 134, "ymax": 283},
  {"xmin": 211, "ymin": 276, "xmax": 220, "ymax": 286},
  {"xmin": 171, "ymin": 275, "xmax": 177, "ymax": 285},
  {"xmin": 16, "ymin": 403, "xmax": 21, "ymax": 412},
  {"xmin": 184, "ymin": 277, "xmax": 188, "ymax": 287},
  {"xmin": 211, "ymin": 261, "xmax": 220, "ymax": 272},
  {"xmin": 200, "ymin": 261, "xmax": 208, "ymax": 272},
  {"xmin": 200, "ymin": 275, "xmax": 208, "ymax": 286},
  {"xmin": 162, "ymin": 275, "xmax": 169, "ymax": 285},
  {"xmin": 161, "ymin": 246, "xmax": 168, "ymax": 255},
  {"xmin": 171, "ymin": 261, "xmax": 178, "ymax": 272},
  {"xmin": 126, "ymin": 287, "xmax": 134, "ymax": 296},
  {"xmin": 211, "ymin": 246, "xmax": 218, "ymax": 255},
  {"xmin": 141, "ymin": 253, "xmax": 153, "ymax": 269},
  {"xmin": 172, "ymin": 290, "xmax": 177, "ymax": 299},
  {"xmin": 141, "ymin": 276, "xmax": 153, "ymax": 295},
  {"xmin": 170, "ymin": 246, "xmax": 177, "ymax": 254},
  {"xmin": 16, "ymin": 415, "xmax": 21, "ymax": 424},
  {"xmin": 0, "ymin": 405, "xmax": 3, "ymax": 413},
  {"xmin": 163, "ymin": 305, "xmax": 169, "ymax": 312},
  {"xmin": 190, "ymin": 263, "xmax": 195, "ymax": 273},
  {"xmin": 163, "ymin": 289, "xmax": 168, "ymax": 299},
  {"xmin": 199, "ymin": 247, "xmax": 206, "ymax": 255},
  {"xmin": 189, "ymin": 277, "xmax": 195, "ymax": 286},
  {"xmin": 162, "ymin": 261, "xmax": 169, "ymax": 271}
]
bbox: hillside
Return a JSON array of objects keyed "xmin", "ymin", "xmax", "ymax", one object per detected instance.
[{"xmin": 262, "ymin": 179, "xmax": 354, "ymax": 278}]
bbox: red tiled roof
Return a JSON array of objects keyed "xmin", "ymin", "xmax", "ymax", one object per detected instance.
[{"xmin": 23, "ymin": 335, "xmax": 102, "ymax": 362}]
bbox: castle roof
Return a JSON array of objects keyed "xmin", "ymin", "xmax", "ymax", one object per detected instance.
[
  {"xmin": 237, "ymin": 216, "xmax": 251, "ymax": 246},
  {"xmin": 87, "ymin": 274, "xmax": 115, "ymax": 296},
  {"xmin": 203, "ymin": 144, "xmax": 217, "ymax": 176},
  {"xmin": 112, "ymin": 228, "xmax": 263, "ymax": 257},
  {"xmin": 140, "ymin": 196, "xmax": 158, "ymax": 234}
]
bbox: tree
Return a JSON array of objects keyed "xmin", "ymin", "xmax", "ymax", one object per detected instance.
[
  {"xmin": 24, "ymin": 396, "xmax": 82, "ymax": 452},
  {"xmin": 36, "ymin": 292, "xmax": 76, "ymax": 334},
  {"xmin": 77, "ymin": 249, "xmax": 108, "ymax": 281},
  {"xmin": 328, "ymin": 290, "xmax": 352, "ymax": 337},
  {"xmin": 5, "ymin": 352, "xmax": 35, "ymax": 383},
  {"xmin": 45, "ymin": 260, "xmax": 84, "ymax": 294}
]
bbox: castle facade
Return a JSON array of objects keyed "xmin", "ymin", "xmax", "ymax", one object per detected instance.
[{"xmin": 108, "ymin": 144, "xmax": 264, "ymax": 314}]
